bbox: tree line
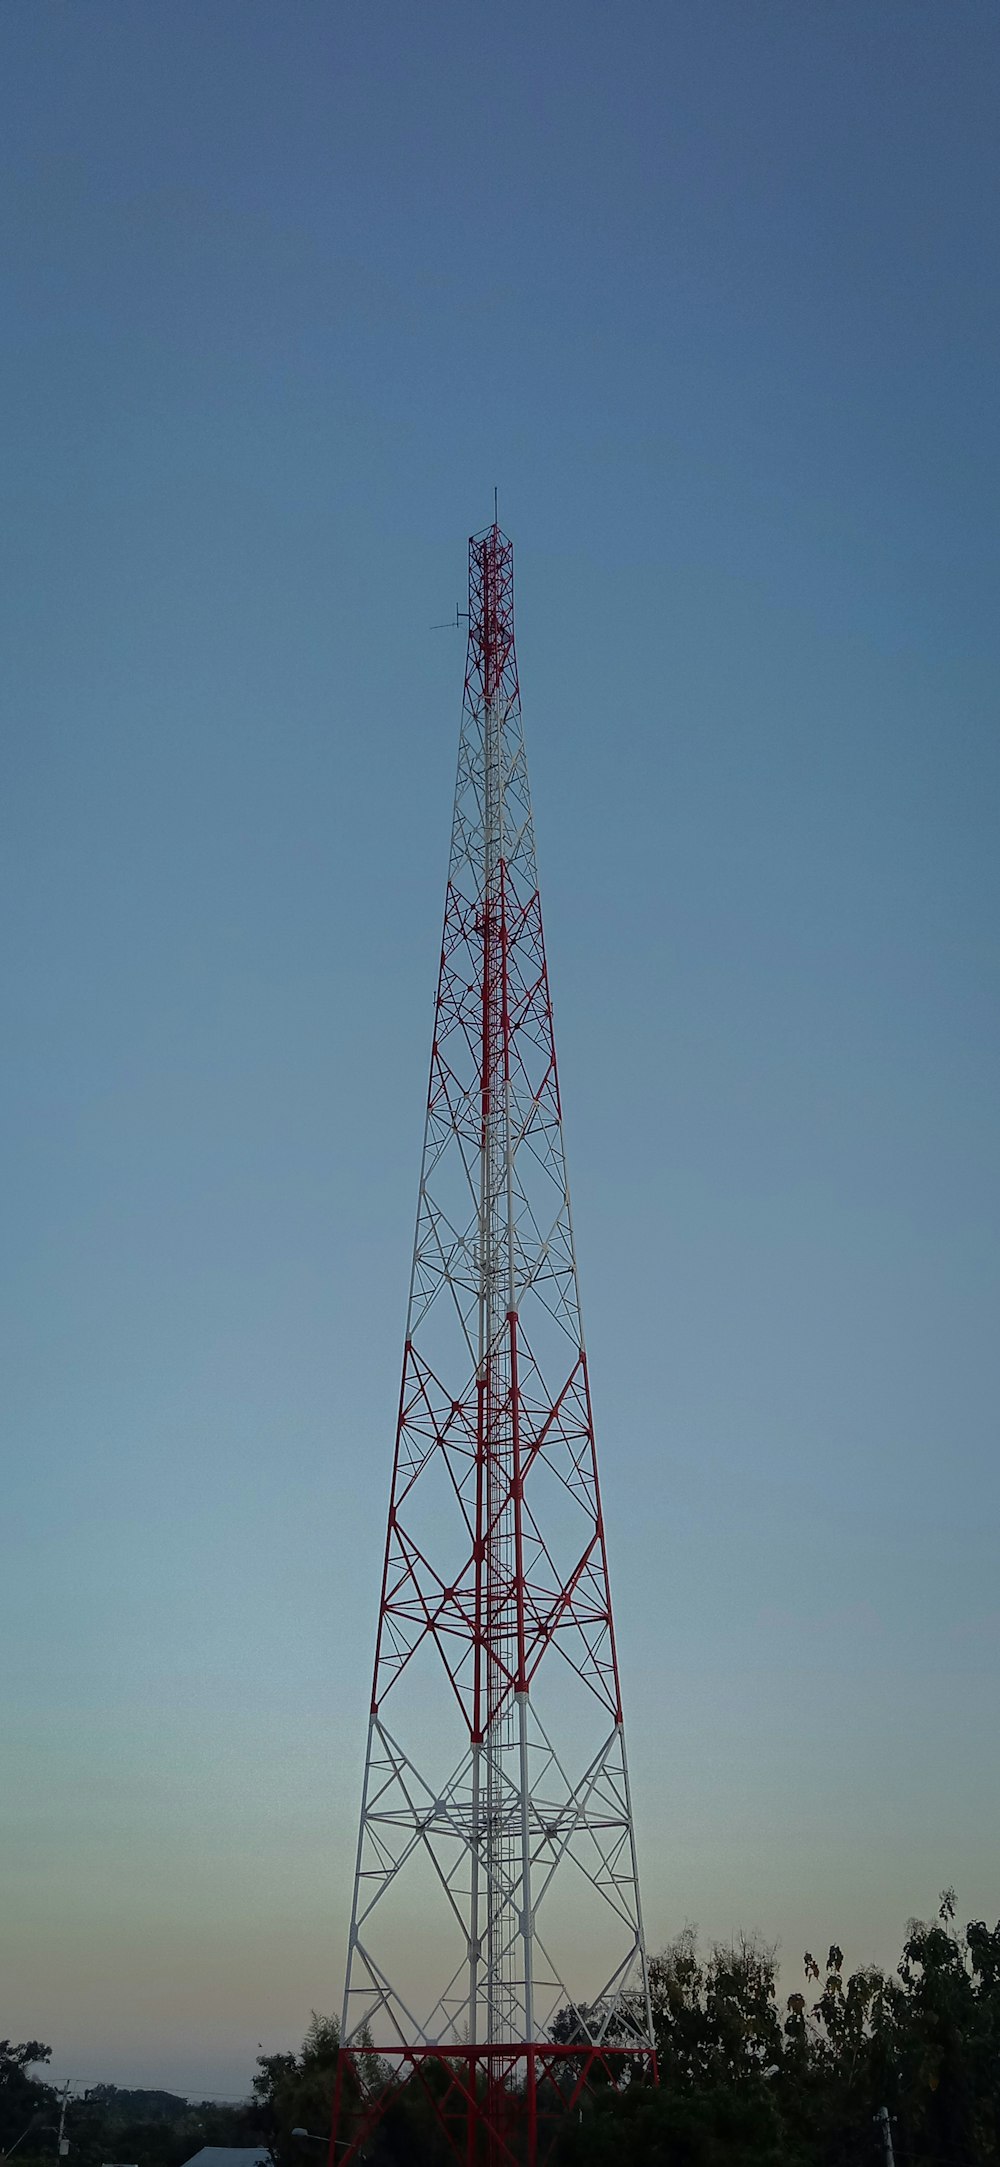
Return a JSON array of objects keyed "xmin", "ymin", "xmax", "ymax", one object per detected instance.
[
  {"xmin": 4, "ymin": 1893, "xmax": 998, "ymax": 2167},
  {"xmin": 0, "ymin": 2053, "xmax": 262, "ymax": 2167}
]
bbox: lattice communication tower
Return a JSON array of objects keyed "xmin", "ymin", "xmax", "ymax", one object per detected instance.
[{"xmin": 335, "ymin": 521, "xmax": 654, "ymax": 2163}]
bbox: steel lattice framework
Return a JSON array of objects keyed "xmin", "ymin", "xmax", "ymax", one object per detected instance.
[{"xmin": 341, "ymin": 522, "xmax": 652, "ymax": 2078}]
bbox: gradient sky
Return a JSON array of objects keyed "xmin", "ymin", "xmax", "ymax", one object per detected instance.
[{"xmin": 2, "ymin": 0, "xmax": 999, "ymax": 2102}]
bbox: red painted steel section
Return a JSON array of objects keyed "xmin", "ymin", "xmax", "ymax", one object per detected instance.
[{"xmin": 331, "ymin": 2044, "xmax": 659, "ymax": 2167}]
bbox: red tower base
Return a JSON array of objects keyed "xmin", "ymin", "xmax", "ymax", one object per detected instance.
[{"xmin": 330, "ymin": 2043, "xmax": 658, "ymax": 2165}]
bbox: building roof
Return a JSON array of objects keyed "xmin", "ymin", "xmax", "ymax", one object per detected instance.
[{"xmin": 180, "ymin": 2150, "xmax": 270, "ymax": 2167}]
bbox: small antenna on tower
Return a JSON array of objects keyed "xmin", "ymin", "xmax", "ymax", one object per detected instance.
[{"xmin": 494, "ymin": 485, "xmax": 498, "ymax": 525}]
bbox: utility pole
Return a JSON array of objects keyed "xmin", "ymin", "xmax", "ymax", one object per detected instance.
[
  {"xmin": 877, "ymin": 2106, "xmax": 896, "ymax": 2167},
  {"xmin": 55, "ymin": 2085, "xmax": 71, "ymax": 2161},
  {"xmin": 2, "ymin": 2089, "xmax": 71, "ymax": 2167}
]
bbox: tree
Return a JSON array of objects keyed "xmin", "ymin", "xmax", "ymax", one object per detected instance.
[
  {"xmin": 558, "ymin": 1900, "xmax": 1000, "ymax": 2166},
  {"xmin": 778, "ymin": 1893, "xmax": 1000, "ymax": 2167},
  {"xmin": 649, "ymin": 1927, "xmax": 786, "ymax": 2093},
  {"xmin": 0, "ymin": 2042, "xmax": 55, "ymax": 2158},
  {"xmin": 253, "ymin": 2014, "xmax": 349, "ymax": 2167},
  {"xmin": 889, "ymin": 1893, "xmax": 1000, "ymax": 2167},
  {"xmin": 550, "ymin": 1932, "xmax": 792, "ymax": 2165}
]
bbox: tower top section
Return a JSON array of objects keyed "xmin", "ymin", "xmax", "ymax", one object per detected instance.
[{"xmin": 464, "ymin": 521, "xmax": 520, "ymax": 715}]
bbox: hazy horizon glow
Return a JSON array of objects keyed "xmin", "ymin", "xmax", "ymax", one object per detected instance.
[{"xmin": 2, "ymin": 0, "xmax": 998, "ymax": 2099}]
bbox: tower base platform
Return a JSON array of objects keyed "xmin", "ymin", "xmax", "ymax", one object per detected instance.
[{"xmin": 330, "ymin": 2042, "xmax": 658, "ymax": 2166}]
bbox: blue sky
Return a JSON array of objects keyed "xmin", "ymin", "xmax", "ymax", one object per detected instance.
[{"xmin": 1, "ymin": 0, "xmax": 998, "ymax": 2097}]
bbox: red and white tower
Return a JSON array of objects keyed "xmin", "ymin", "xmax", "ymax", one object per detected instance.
[{"xmin": 336, "ymin": 522, "xmax": 653, "ymax": 2159}]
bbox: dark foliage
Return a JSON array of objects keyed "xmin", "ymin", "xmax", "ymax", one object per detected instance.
[
  {"xmin": 0, "ymin": 2051, "xmax": 264, "ymax": 2167},
  {"xmin": 0, "ymin": 2041, "xmax": 56, "ymax": 2157},
  {"xmin": 555, "ymin": 1894, "xmax": 1000, "ymax": 2166}
]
